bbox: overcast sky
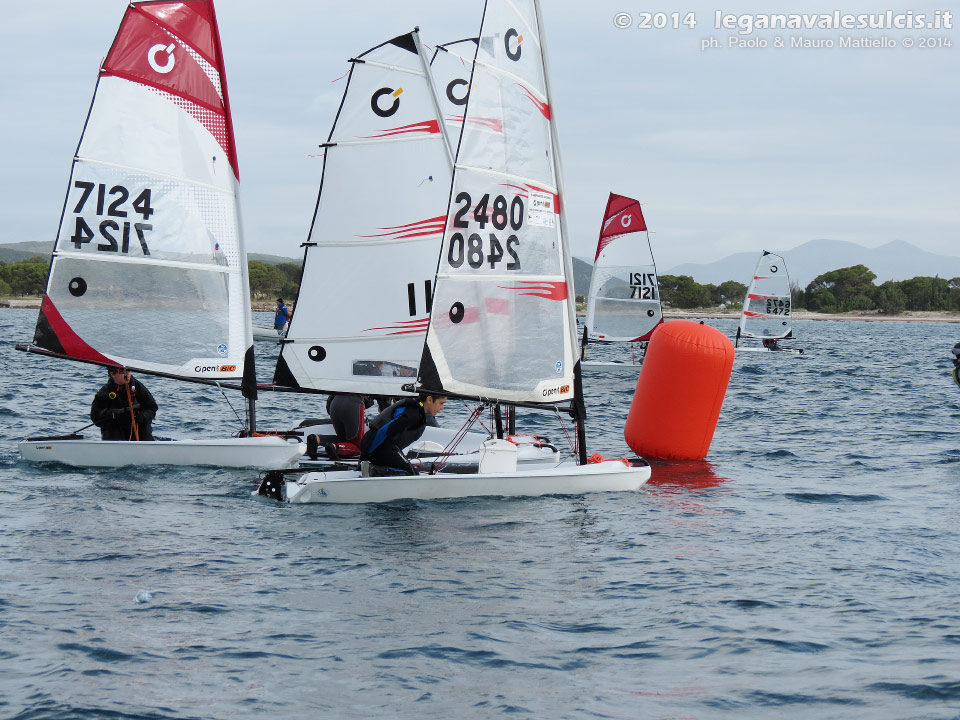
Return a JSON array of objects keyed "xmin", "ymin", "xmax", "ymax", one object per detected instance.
[{"xmin": 1, "ymin": 1, "xmax": 956, "ymax": 270}]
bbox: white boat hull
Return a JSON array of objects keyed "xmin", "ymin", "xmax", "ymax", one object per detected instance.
[
  {"xmin": 580, "ymin": 360, "xmax": 642, "ymax": 375},
  {"xmin": 294, "ymin": 424, "xmax": 562, "ymax": 466},
  {"xmin": 259, "ymin": 460, "xmax": 650, "ymax": 504},
  {"xmin": 736, "ymin": 347, "xmax": 804, "ymax": 355},
  {"xmin": 19, "ymin": 436, "xmax": 306, "ymax": 469},
  {"xmin": 253, "ymin": 325, "xmax": 281, "ymax": 341}
]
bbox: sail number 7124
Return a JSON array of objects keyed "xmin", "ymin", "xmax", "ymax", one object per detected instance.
[{"xmin": 68, "ymin": 181, "xmax": 153, "ymax": 255}]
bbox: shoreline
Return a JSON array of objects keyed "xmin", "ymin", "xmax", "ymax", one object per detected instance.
[
  {"xmin": 662, "ymin": 310, "xmax": 960, "ymax": 324},
  {"xmin": 3, "ymin": 298, "xmax": 958, "ymax": 323}
]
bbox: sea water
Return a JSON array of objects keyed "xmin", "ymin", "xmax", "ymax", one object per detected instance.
[{"xmin": 1, "ymin": 308, "xmax": 958, "ymax": 719}]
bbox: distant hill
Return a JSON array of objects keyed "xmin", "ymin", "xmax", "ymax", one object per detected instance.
[
  {"xmin": 665, "ymin": 239, "xmax": 960, "ymax": 288},
  {"xmin": 0, "ymin": 241, "xmax": 51, "ymax": 264},
  {"xmin": 572, "ymin": 257, "xmax": 592, "ymax": 297},
  {"xmin": 249, "ymin": 252, "xmax": 300, "ymax": 266}
]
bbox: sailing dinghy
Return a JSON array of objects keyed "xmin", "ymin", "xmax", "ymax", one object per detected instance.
[
  {"xmin": 16, "ymin": 0, "xmax": 304, "ymax": 468},
  {"xmin": 268, "ymin": 28, "xmax": 557, "ymax": 467},
  {"xmin": 735, "ymin": 251, "xmax": 804, "ymax": 354},
  {"xmin": 259, "ymin": 0, "xmax": 650, "ymax": 503},
  {"xmin": 581, "ymin": 193, "xmax": 662, "ymax": 374}
]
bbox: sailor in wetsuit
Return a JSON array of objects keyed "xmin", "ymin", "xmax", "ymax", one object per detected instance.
[
  {"xmin": 359, "ymin": 393, "xmax": 446, "ymax": 476},
  {"xmin": 762, "ymin": 337, "xmax": 782, "ymax": 351},
  {"xmin": 90, "ymin": 366, "xmax": 157, "ymax": 441},
  {"xmin": 952, "ymin": 342, "xmax": 960, "ymax": 389},
  {"xmin": 305, "ymin": 393, "xmax": 373, "ymax": 460}
]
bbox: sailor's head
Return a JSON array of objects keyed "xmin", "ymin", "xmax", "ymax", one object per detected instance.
[
  {"xmin": 419, "ymin": 392, "xmax": 447, "ymax": 416},
  {"xmin": 276, "ymin": 297, "xmax": 284, "ymax": 304},
  {"xmin": 108, "ymin": 366, "xmax": 130, "ymax": 383}
]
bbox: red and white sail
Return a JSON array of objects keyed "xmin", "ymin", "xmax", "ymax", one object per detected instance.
[
  {"xmin": 739, "ymin": 251, "xmax": 793, "ymax": 339},
  {"xmin": 418, "ymin": 0, "xmax": 578, "ymax": 404},
  {"xmin": 273, "ymin": 31, "xmax": 454, "ymax": 396},
  {"xmin": 585, "ymin": 193, "xmax": 662, "ymax": 342},
  {"xmin": 31, "ymin": 0, "xmax": 252, "ymax": 381}
]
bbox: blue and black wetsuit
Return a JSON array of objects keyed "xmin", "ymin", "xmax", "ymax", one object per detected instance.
[{"xmin": 359, "ymin": 398, "xmax": 428, "ymax": 475}]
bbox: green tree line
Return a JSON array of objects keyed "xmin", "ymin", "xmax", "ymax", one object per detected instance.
[
  {"xmin": 658, "ymin": 264, "xmax": 960, "ymax": 314},
  {"xmin": 0, "ymin": 257, "xmax": 302, "ymax": 303},
  {"xmin": 3, "ymin": 257, "xmax": 958, "ymax": 314}
]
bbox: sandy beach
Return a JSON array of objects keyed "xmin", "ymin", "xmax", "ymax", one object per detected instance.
[{"xmin": 663, "ymin": 309, "xmax": 960, "ymax": 324}]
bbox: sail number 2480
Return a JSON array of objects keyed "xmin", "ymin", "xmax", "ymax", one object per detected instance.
[
  {"xmin": 448, "ymin": 191, "xmax": 524, "ymax": 271},
  {"xmin": 68, "ymin": 181, "xmax": 154, "ymax": 255}
]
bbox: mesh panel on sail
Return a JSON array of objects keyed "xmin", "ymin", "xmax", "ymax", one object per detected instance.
[{"xmin": 46, "ymin": 256, "xmax": 230, "ymax": 366}]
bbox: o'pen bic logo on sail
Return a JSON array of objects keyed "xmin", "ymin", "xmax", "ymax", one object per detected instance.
[
  {"xmin": 148, "ymin": 43, "xmax": 176, "ymax": 74},
  {"xmin": 371, "ymin": 87, "xmax": 403, "ymax": 117}
]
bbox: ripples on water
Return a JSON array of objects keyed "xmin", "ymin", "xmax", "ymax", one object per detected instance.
[{"xmin": 1, "ymin": 309, "xmax": 959, "ymax": 719}]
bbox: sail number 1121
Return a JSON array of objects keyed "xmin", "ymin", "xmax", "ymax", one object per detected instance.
[{"xmin": 630, "ymin": 272, "xmax": 657, "ymax": 299}]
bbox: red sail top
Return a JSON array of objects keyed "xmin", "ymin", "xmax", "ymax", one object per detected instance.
[
  {"xmin": 595, "ymin": 193, "xmax": 646, "ymax": 261},
  {"xmin": 102, "ymin": 0, "xmax": 239, "ymax": 179}
]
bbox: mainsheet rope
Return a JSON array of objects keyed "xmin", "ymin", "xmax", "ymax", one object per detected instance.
[
  {"xmin": 124, "ymin": 379, "xmax": 139, "ymax": 441},
  {"xmin": 427, "ymin": 404, "xmax": 486, "ymax": 475}
]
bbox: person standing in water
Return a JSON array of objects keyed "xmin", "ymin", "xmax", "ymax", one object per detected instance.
[{"xmin": 274, "ymin": 297, "xmax": 290, "ymax": 336}]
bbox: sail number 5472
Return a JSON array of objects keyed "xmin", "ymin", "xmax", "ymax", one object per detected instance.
[{"xmin": 766, "ymin": 298, "xmax": 791, "ymax": 315}]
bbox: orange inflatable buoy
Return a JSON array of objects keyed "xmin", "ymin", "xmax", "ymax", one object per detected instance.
[{"xmin": 624, "ymin": 320, "xmax": 734, "ymax": 460}]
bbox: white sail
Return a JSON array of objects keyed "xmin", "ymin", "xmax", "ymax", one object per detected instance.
[
  {"xmin": 738, "ymin": 251, "xmax": 793, "ymax": 339},
  {"xmin": 274, "ymin": 31, "xmax": 453, "ymax": 396},
  {"xmin": 418, "ymin": 0, "xmax": 578, "ymax": 404},
  {"xmin": 585, "ymin": 193, "xmax": 662, "ymax": 342},
  {"xmin": 430, "ymin": 38, "xmax": 478, "ymax": 135},
  {"xmin": 31, "ymin": 1, "xmax": 252, "ymax": 382}
]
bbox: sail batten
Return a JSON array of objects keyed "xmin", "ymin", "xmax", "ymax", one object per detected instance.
[{"xmin": 72, "ymin": 157, "xmax": 239, "ymax": 194}]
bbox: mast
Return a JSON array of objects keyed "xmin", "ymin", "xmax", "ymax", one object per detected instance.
[
  {"xmin": 414, "ymin": 30, "xmax": 456, "ymax": 168},
  {"xmin": 535, "ymin": 0, "xmax": 587, "ymax": 463}
]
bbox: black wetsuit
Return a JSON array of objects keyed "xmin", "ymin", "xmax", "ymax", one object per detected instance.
[
  {"xmin": 953, "ymin": 343, "xmax": 960, "ymax": 389},
  {"xmin": 326, "ymin": 394, "xmax": 370, "ymax": 443},
  {"xmin": 90, "ymin": 377, "xmax": 157, "ymax": 441},
  {"xmin": 359, "ymin": 398, "xmax": 429, "ymax": 475}
]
